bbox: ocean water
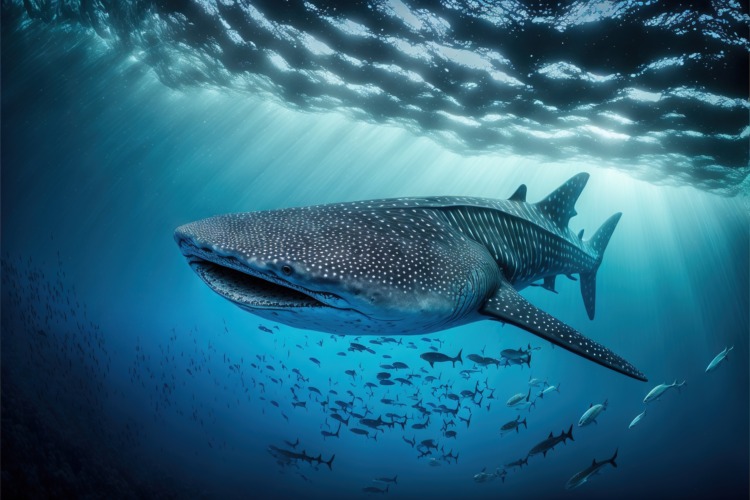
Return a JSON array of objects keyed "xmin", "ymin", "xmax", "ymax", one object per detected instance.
[{"xmin": 2, "ymin": 1, "xmax": 748, "ymax": 499}]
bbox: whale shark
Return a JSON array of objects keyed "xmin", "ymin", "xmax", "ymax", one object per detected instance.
[{"xmin": 174, "ymin": 173, "xmax": 646, "ymax": 381}]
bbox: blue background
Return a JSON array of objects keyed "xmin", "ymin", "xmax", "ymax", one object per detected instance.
[{"xmin": 2, "ymin": 3, "xmax": 748, "ymax": 499}]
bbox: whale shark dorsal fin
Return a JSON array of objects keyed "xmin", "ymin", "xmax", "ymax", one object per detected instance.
[
  {"xmin": 480, "ymin": 277, "xmax": 647, "ymax": 382},
  {"xmin": 535, "ymin": 173, "xmax": 589, "ymax": 229},
  {"xmin": 509, "ymin": 184, "xmax": 527, "ymax": 202}
]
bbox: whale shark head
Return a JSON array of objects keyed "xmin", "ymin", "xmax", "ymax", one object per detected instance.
[{"xmin": 174, "ymin": 203, "xmax": 499, "ymax": 334}]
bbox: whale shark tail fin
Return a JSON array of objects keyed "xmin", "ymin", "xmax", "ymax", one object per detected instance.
[{"xmin": 580, "ymin": 212, "xmax": 622, "ymax": 320}]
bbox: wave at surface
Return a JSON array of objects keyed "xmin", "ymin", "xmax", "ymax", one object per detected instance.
[{"xmin": 6, "ymin": 0, "xmax": 749, "ymax": 194}]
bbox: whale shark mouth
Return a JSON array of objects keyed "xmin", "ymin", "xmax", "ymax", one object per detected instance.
[
  {"xmin": 176, "ymin": 238, "xmax": 338, "ymax": 310},
  {"xmin": 188, "ymin": 258, "xmax": 330, "ymax": 310}
]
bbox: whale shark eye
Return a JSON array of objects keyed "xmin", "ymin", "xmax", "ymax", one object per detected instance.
[{"xmin": 281, "ymin": 265, "xmax": 293, "ymax": 276}]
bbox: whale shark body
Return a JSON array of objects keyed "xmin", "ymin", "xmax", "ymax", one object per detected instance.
[{"xmin": 175, "ymin": 173, "xmax": 646, "ymax": 381}]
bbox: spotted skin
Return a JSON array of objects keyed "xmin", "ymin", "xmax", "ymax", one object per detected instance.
[
  {"xmin": 175, "ymin": 173, "xmax": 647, "ymax": 381},
  {"xmin": 483, "ymin": 281, "xmax": 644, "ymax": 380}
]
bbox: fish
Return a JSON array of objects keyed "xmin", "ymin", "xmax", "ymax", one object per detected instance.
[
  {"xmin": 538, "ymin": 383, "xmax": 560, "ymax": 398},
  {"xmin": 506, "ymin": 389, "xmax": 531, "ymax": 407},
  {"xmin": 321, "ymin": 423, "xmax": 341, "ymax": 440},
  {"xmin": 350, "ymin": 428, "xmax": 378, "ymax": 441},
  {"xmin": 360, "ymin": 416, "xmax": 393, "ymax": 431},
  {"xmin": 628, "ymin": 410, "xmax": 646, "ymax": 429},
  {"xmin": 420, "ymin": 438, "xmax": 439, "ymax": 450},
  {"xmin": 706, "ymin": 346, "xmax": 733, "ymax": 373},
  {"xmin": 442, "ymin": 449, "xmax": 459, "ymax": 463},
  {"xmin": 473, "ymin": 468, "xmax": 505, "ymax": 483},
  {"xmin": 175, "ymin": 174, "xmax": 646, "ymax": 381},
  {"xmin": 501, "ymin": 345, "xmax": 535, "ymax": 367},
  {"xmin": 566, "ymin": 449, "xmax": 618, "ymax": 489},
  {"xmin": 505, "ymin": 457, "xmax": 528, "ymax": 470},
  {"xmin": 330, "ymin": 413, "xmax": 350, "ymax": 426},
  {"xmin": 644, "ymin": 380, "xmax": 686, "ymax": 403},
  {"xmin": 420, "ymin": 349, "xmax": 463, "ymax": 368},
  {"xmin": 500, "ymin": 415, "xmax": 527, "ymax": 435},
  {"xmin": 528, "ymin": 425, "xmax": 574, "ymax": 458},
  {"xmin": 362, "ymin": 485, "xmax": 389, "ymax": 494},
  {"xmin": 349, "ymin": 342, "xmax": 376, "ymax": 354},
  {"xmin": 373, "ymin": 475, "xmax": 398, "ymax": 484},
  {"xmin": 411, "ymin": 416, "xmax": 430, "ymax": 429},
  {"xmin": 467, "ymin": 354, "xmax": 484, "ymax": 364},
  {"xmin": 402, "ymin": 435, "xmax": 416, "ymax": 447},
  {"xmin": 309, "ymin": 357, "xmax": 321, "ymax": 367},
  {"xmin": 578, "ymin": 400, "xmax": 608, "ymax": 427},
  {"xmin": 334, "ymin": 400, "xmax": 351, "ymax": 410},
  {"xmin": 467, "ymin": 353, "xmax": 500, "ymax": 367},
  {"xmin": 501, "ymin": 345, "xmax": 533, "ymax": 360},
  {"xmin": 267, "ymin": 445, "xmax": 335, "ymax": 470}
]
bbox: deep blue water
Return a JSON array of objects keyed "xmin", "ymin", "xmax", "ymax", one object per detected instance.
[{"xmin": 2, "ymin": 2, "xmax": 749, "ymax": 499}]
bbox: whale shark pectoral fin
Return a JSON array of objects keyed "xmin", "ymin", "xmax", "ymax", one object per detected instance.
[{"xmin": 479, "ymin": 279, "xmax": 647, "ymax": 382}]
